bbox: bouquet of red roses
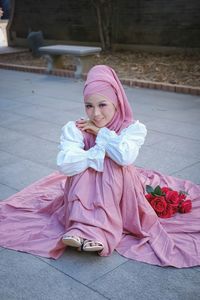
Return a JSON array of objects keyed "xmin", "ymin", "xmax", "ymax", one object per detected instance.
[{"xmin": 145, "ymin": 185, "xmax": 192, "ymax": 218}]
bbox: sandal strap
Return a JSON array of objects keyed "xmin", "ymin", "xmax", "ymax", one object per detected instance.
[{"xmin": 83, "ymin": 239, "xmax": 104, "ymax": 249}]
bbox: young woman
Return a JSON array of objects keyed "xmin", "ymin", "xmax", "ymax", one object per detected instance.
[
  {"xmin": 0, "ymin": 65, "xmax": 199, "ymax": 268},
  {"xmin": 57, "ymin": 64, "xmax": 147, "ymax": 253}
]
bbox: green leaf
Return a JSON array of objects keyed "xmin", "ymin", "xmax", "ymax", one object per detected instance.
[
  {"xmin": 146, "ymin": 185, "xmax": 154, "ymax": 194},
  {"xmin": 154, "ymin": 185, "xmax": 162, "ymax": 196}
]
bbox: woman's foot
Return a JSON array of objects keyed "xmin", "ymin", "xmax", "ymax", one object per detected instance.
[
  {"xmin": 62, "ymin": 235, "xmax": 104, "ymax": 252},
  {"xmin": 81, "ymin": 239, "xmax": 104, "ymax": 252},
  {"xmin": 62, "ymin": 235, "xmax": 84, "ymax": 248}
]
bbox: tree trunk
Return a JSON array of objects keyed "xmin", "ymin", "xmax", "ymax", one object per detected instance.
[
  {"xmin": 92, "ymin": 0, "xmax": 113, "ymax": 51},
  {"xmin": 96, "ymin": 3, "xmax": 106, "ymax": 50}
]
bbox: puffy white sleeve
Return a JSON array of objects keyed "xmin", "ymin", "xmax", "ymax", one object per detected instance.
[
  {"xmin": 57, "ymin": 121, "xmax": 105, "ymax": 176},
  {"xmin": 95, "ymin": 121, "xmax": 147, "ymax": 166}
]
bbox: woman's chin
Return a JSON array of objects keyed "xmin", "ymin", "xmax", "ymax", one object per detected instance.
[{"xmin": 93, "ymin": 120, "xmax": 106, "ymax": 128}]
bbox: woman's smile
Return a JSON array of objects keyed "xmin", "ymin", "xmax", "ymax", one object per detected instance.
[{"xmin": 93, "ymin": 117, "xmax": 105, "ymax": 125}]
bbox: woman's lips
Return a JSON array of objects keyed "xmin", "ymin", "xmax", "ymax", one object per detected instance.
[{"xmin": 93, "ymin": 118, "xmax": 104, "ymax": 123}]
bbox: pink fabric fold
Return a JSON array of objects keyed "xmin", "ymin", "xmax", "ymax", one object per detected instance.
[{"xmin": 0, "ymin": 65, "xmax": 200, "ymax": 268}]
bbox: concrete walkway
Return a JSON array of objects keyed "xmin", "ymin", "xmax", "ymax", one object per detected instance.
[{"xmin": 0, "ymin": 69, "xmax": 200, "ymax": 300}]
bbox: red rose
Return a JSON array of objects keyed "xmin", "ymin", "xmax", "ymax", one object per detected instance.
[
  {"xmin": 179, "ymin": 193, "xmax": 187, "ymax": 202},
  {"xmin": 150, "ymin": 196, "xmax": 167, "ymax": 213},
  {"xmin": 159, "ymin": 204, "xmax": 174, "ymax": 218},
  {"xmin": 145, "ymin": 194, "xmax": 154, "ymax": 202},
  {"xmin": 179, "ymin": 200, "xmax": 192, "ymax": 213},
  {"xmin": 165, "ymin": 190, "xmax": 180, "ymax": 207},
  {"xmin": 145, "ymin": 185, "xmax": 191, "ymax": 218},
  {"xmin": 161, "ymin": 186, "xmax": 171, "ymax": 194}
]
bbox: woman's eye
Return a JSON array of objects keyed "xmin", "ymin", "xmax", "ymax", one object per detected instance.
[
  {"xmin": 85, "ymin": 105, "xmax": 92, "ymax": 109},
  {"xmin": 99, "ymin": 103, "xmax": 106, "ymax": 108}
]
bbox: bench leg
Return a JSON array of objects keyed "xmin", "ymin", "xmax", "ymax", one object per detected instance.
[
  {"xmin": 42, "ymin": 54, "xmax": 94, "ymax": 77},
  {"xmin": 43, "ymin": 54, "xmax": 65, "ymax": 73},
  {"xmin": 42, "ymin": 54, "xmax": 53, "ymax": 73},
  {"xmin": 73, "ymin": 56, "xmax": 93, "ymax": 79},
  {"xmin": 73, "ymin": 57, "xmax": 82, "ymax": 78}
]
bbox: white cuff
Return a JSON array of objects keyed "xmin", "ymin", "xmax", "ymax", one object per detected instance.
[
  {"xmin": 96, "ymin": 127, "xmax": 117, "ymax": 148},
  {"xmin": 87, "ymin": 144, "xmax": 106, "ymax": 172}
]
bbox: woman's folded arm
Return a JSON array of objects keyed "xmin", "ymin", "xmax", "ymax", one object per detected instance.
[
  {"xmin": 95, "ymin": 121, "xmax": 147, "ymax": 166},
  {"xmin": 57, "ymin": 121, "xmax": 105, "ymax": 176}
]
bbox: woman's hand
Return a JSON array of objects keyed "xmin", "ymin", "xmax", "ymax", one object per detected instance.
[{"xmin": 76, "ymin": 119, "xmax": 100, "ymax": 135}]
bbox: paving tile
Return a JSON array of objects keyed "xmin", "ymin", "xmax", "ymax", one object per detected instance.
[
  {"xmin": 0, "ymin": 126, "xmax": 24, "ymax": 144},
  {"xmin": 134, "ymin": 112, "xmax": 157, "ymax": 124},
  {"xmin": 0, "ymin": 249, "xmax": 106, "ymax": 300},
  {"xmin": 0, "ymin": 183, "xmax": 18, "ymax": 200},
  {"xmin": 127, "ymin": 90, "xmax": 200, "ymax": 127},
  {"xmin": 41, "ymin": 248, "xmax": 128, "ymax": 285},
  {"xmin": 135, "ymin": 146, "xmax": 197, "ymax": 176},
  {"xmin": 1, "ymin": 116, "xmax": 61, "ymax": 143},
  {"xmin": 0, "ymin": 85, "xmax": 33, "ymax": 100},
  {"xmin": 89, "ymin": 259, "xmax": 200, "ymax": 300},
  {"xmin": 154, "ymin": 107, "xmax": 200, "ymax": 125},
  {"xmin": 126, "ymin": 86, "xmax": 200, "ymax": 109},
  {"xmin": 171, "ymin": 162, "xmax": 200, "ymax": 185},
  {"xmin": 0, "ymin": 160, "xmax": 54, "ymax": 190},
  {"xmin": 0, "ymin": 97, "xmax": 26, "ymax": 110},
  {"xmin": 0, "ymin": 110, "xmax": 26, "ymax": 126},
  {"xmin": 143, "ymin": 130, "xmax": 167, "ymax": 146},
  {"xmin": 146, "ymin": 119, "xmax": 200, "ymax": 141},
  {"xmin": 149, "ymin": 135, "xmax": 200, "ymax": 159},
  {"xmin": 26, "ymin": 81, "xmax": 84, "ymax": 102},
  {"xmin": 5, "ymin": 102, "xmax": 81, "ymax": 125},
  {"xmin": 194, "ymin": 267, "xmax": 200, "ymax": 272},
  {"xmin": 0, "ymin": 151, "xmax": 19, "ymax": 167},
  {"xmin": 12, "ymin": 93, "xmax": 84, "ymax": 111},
  {"xmin": 0, "ymin": 127, "xmax": 58, "ymax": 169},
  {"xmin": 34, "ymin": 77, "xmax": 84, "ymax": 101},
  {"xmin": 0, "ymin": 69, "xmax": 41, "ymax": 81}
]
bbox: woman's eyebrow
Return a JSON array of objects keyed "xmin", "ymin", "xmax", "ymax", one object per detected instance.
[{"xmin": 85, "ymin": 100, "xmax": 107, "ymax": 105}]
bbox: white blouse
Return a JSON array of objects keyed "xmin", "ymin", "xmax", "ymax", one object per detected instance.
[{"xmin": 57, "ymin": 121, "xmax": 147, "ymax": 176}]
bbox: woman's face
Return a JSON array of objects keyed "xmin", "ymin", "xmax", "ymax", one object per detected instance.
[{"xmin": 85, "ymin": 94, "xmax": 116, "ymax": 128}]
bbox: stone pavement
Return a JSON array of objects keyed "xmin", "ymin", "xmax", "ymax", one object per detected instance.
[{"xmin": 0, "ymin": 69, "xmax": 200, "ymax": 300}]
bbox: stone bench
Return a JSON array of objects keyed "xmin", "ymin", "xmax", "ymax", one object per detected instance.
[{"xmin": 38, "ymin": 45, "xmax": 102, "ymax": 78}]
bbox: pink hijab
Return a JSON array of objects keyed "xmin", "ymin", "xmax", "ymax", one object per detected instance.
[{"xmin": 83, "ymin": 65, "xmax": 134, "ymax": 139}]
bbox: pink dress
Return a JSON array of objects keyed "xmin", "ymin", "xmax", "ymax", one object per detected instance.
[
  {"xmin": 0, "ymin": 65, "xmax": 199, "ymax": 268},
  {"xmin": 0, "ymin": 163, "xmax": 199, "ymax": 267}
]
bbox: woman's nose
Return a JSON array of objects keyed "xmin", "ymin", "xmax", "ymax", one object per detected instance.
[{"xmin": 93, "ymin": 107, "xmax": 101, "ymax": 116}]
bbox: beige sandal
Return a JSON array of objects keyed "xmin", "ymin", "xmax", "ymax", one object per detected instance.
[
  {"xmin": 62, "ymin": 235, "xmax": 84, "ymax": 247},
  {"xmin": 81, "ymin": 239, "xmax": 104, "ymax": 252}
]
